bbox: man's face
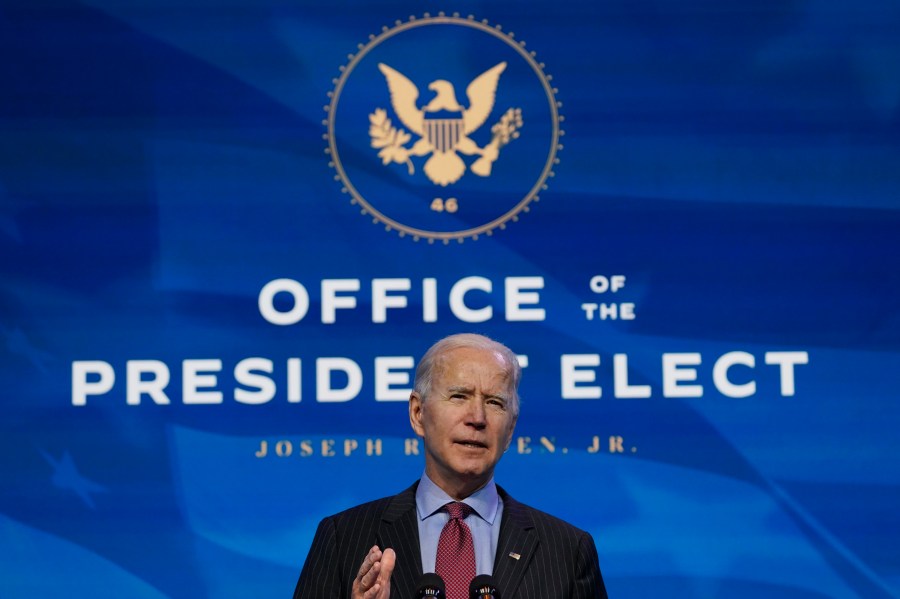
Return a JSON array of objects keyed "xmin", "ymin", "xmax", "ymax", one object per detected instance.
[{"xmin": 409, "ymin": 346, "xmax": 518, "ymax": 499}]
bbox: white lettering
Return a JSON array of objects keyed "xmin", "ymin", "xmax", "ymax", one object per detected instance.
[
  {"xmin": 765, "ymin": 351, "xmax": 809, "ymax": 396},
  {"xmin": 316, "ymin": 357, "xmax": 362, "ymax": 402},
  {"xmin": 258, "ymin": 278, "xmax": 309, "ymax": 325},
  {"xmin": 321, "ymin": 279, "xmax": 360, "ymax": 324},
  {"xmin": 662, "ymin": 353, "xmax": 703, "ymax": 398},
  {"xmin": 713, "ymin": 351, "xmax": 756, "ymax": 398},
  {"xmin": 72, "ymin": 361, "xmax": 115, "ymax": 406},
  {"xmin": 590, "ymin": 276, "xmax": 610, "ymax": 293},
  {"xmin": 234, "ymin": 358, "xmax": 276, "ymax": 404},
  {"xmin": 449, "ymin": 276, "xmax": 492, "ymax": 323},
  {"xmin": 183, "ymin": 359, "xmax": 223, "ymax": 404},
  {"xmin": 613, "ymin": 354, "xmax": 651, "ymax": 398},
  {"xmin": 598, "ymin": 303, "xmax": 618, "ymax": 320},
  {"xmin": 127, "ymin": 360, "xmax": 171, "ymax": 405},
  {"xmin": 287, "ymin": 357, "xmax": 301, "ymax": 403},
  {"xmin": 561, "ymin": 354, "xmax": 602, "ymax": 399},
  {"xmin": 374, "ymin": 356, "xmax": 414, "ymax": 401},
  {"xmin": 372, "ymin": 278, "xmax": 411, "ymax": 323},
  {"xmin": 505, "ymin": 276, "xmax": 545, "ymax": 321},
  {"xmin": 70, "ymin": 348, "xmax": 809, "ymax": 407},
  {"xmin": 422, "ymin": 278, "xmax": 438, "ymax": 322},
  {"xmin": 590, "ymin": 275, "xmax": 627, "ymax": 294}
]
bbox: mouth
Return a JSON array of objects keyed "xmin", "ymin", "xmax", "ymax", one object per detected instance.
[{"xmin": 455, "ymin": 440, "xmax": 488, "ymax": 450}]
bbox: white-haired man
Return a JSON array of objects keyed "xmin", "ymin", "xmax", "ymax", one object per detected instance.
[{"xmin": 293, "ymin": 334, "xmax": 607, "ymax": 599}]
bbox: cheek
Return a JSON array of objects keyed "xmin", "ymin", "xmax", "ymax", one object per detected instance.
[
  {"xmin": 423, "ymin": 411, "xmax": 455, "ymax": 440},
  {"xmin": 504, "ymin": 421, "xmax": 516, "ymax": 445},
  {"xmin": 492, "ymin": 418, "xmax": 515, "ymax": 444}
]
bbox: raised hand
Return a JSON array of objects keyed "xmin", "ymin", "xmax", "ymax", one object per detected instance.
[{"xmin": 352, "ymin": 545, "xmax": 396, "ymax": 599}]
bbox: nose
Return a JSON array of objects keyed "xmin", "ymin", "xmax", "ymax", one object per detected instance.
[{"xmin": 465, "ymin": 397, "xmax": 487, "ymax": 429}]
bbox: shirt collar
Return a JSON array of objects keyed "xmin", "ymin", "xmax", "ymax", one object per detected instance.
[{"xmin": 416, "ymin": 472, "xmax": 500, "ymax": 525}]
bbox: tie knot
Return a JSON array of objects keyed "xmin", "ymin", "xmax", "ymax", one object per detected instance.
[{"xmin": 445, "ymin": 501, "xmax": 473, "ymax": 520}]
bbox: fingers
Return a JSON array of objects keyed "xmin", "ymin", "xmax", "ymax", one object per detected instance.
[
  {"xmin": 379, "ymin": 548, "xmax": 397, "ymax": 582},
  {"xmin": 363, "ymin": 583, "xmax": 381, "ymax": 599},
  {"xmin": 353, "ymin": 545, "xmax": 388, "ymax": 599},
  {"xmin": 356, "ymin": 545, "xmax": 381, "ymax": 586}
]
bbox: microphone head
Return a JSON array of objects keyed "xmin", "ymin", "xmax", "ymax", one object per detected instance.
[
  {"xmin": 416, "ymin": 572, "xmax": 446, "ymax": 598},
  {"xmin": 469, "ymin": 574, "xmax": 500, "ymax": 599}
]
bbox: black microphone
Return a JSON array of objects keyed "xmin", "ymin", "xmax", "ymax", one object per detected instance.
[
  {"xmin": 469, "ymin": 574, "xmax": 500, "ymax": 599},
  {"xmin": 415, "ymin": 573, "xmax": 446, "ymax": 598}
]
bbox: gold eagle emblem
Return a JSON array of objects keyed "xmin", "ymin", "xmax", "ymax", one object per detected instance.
[{"xmin": 369, "ymin": 62, "xmax": 523, "ymax": 186}]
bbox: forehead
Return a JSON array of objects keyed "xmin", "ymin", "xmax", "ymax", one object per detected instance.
[{"xmin": 433, "ymin": 347, "xmax": 511, "ymax": 389}]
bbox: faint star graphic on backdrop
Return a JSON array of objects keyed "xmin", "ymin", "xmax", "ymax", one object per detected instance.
[{"xmin": 41, "ymin": 450, "xmax": 108, "ymax": 509}]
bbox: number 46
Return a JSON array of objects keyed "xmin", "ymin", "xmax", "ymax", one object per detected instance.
[{"xmin": 431, "ymin": 198, "xmax": 459, "ymax": 213}]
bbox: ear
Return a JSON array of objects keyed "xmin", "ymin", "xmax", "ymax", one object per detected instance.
[{"xmin": 409, "ymin": 391, "xmax": 425, "ymax": 437}]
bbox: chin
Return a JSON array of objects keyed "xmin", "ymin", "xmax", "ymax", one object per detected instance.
[{"xmin": 453, "ymin": 463, "xmax": 491, "ymax": 480}]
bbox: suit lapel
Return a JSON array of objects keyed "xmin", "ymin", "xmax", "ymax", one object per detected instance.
[
  {"xmin": 493, "ymin": 488, "xmax": 539, "ymax": 598},
  {"xmin": 377, "ymin": 483, "xmax": 423, "ymax": 599}
]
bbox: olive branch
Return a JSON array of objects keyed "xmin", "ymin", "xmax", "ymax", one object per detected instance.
[
  {"xmin": 471, "ymin": 108, "xmax": 523, "ymax": 177},
  {"xmin": 491, "ymin": 108, "xmax": 523, "ymax": 146},
  {"xmin": 369, "ymin": 108, "xmax": 414, "ymax": 175}
]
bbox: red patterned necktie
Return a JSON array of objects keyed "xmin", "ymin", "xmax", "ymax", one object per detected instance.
[{"xmin": 435, "ymin": 501, "xmax": 476, "ymax": 599}]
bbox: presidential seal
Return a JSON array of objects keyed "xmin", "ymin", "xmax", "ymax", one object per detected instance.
[{"xmin": 326, "ymin": 13, "xmax": 562, "ymax": 243}]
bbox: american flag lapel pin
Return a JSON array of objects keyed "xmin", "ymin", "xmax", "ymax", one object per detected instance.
[{"xmin": 509, "ymin": 552, "xmax": 521, "ymax": 560}]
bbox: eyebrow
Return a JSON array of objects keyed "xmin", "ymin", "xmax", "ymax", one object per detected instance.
[
  {"xmin": 447, "ymin": 386, "xmax": 509, "ymax": 402},
  {"xmin": 447, "ymin": 385, "xmax": 473, "ymax": 395}
]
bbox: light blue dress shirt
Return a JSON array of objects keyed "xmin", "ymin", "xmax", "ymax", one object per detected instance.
[{"xmin": 415, "ymin": 472, "xmax": 504, "ymax": 576}]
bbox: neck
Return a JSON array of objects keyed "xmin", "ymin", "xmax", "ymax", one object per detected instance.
[{"xmin": 425, "ymin": 468, "xmax": 491, "ymax": 501}]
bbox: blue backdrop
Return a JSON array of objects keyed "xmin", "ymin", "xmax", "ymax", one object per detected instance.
[{"xmin": 1, "ymin": 1, "xmax": 898, "ymax": 597}]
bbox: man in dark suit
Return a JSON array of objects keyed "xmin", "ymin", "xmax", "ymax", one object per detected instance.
[{"xmin": 293, "ymin": 334, "xmax": 608, "ymax": 598}]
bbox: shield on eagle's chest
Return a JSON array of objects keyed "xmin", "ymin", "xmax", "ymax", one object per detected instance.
[{"xmin": 423, "ymin": 110, "xmax": 464, "ymax": 153}]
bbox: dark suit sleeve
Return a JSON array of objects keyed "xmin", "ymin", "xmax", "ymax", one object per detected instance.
[
  {"xmin": 293, "ymin": 517, "xmax": 341, "ymax": 599},
  {"xmin": 573, "ymin": 531, "xmax": 608, "ymax": 599}
]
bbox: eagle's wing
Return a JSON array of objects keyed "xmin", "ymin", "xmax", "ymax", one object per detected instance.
[
  {"xmin": 463, "ymin": 62, "xmax": 507, "ymax": 134},
  {"xmin": 378, "ymin": 63, "xmax": 424, "ymax": 136}
]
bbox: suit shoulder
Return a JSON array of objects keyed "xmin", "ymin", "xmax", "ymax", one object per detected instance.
[
  {"xmin": 320, "ymin": 482, "xmax": 417, "ymax": 530},
  {"xmin": 526, "ymin": 503, "xmax": 590, "ymax": 536},
  {"xmin": 325, "ymin": 494, "xmax": 394, "ymax": 524},
  {"xmin": 502, "ymin": 492, "xmax": 595, "ymax": 543}
]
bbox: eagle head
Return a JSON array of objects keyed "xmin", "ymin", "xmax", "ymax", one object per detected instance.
[{"xmin": 424, "ymin": 80, "xmax": 462, "ymax": 112}]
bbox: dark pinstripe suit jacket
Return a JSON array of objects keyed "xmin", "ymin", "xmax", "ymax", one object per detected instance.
[{"xmin": 292, "ymin": 482, "xmax": 608, "ymax": 598}]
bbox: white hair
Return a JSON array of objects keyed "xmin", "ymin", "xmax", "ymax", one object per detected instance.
[{"xmin": 412, "ymin": 333, "xmax": 521, "ymax": 416}]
